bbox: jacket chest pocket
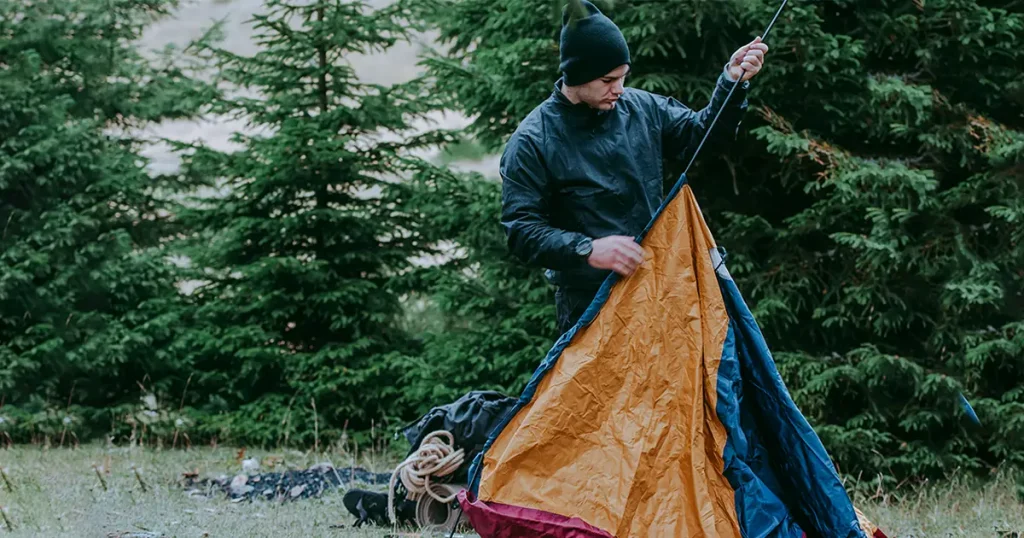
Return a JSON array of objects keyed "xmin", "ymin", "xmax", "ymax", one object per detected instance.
[{"xmin": 554, "ymin": 183, "xmax": 629, "ymax": 236}]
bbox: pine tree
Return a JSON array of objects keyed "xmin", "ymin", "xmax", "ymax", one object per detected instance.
[
  {"xmin": 0, "ymin": 0, "xmax": 213, "ymax": 442},
  {"xmin": 417, "ymin": 0, "xmax": 1024, "ymax": 482},
  {"xmin": 396, "ymin": 163, "xmax": 559, "ymax": 412},
  {"xmin": 170, "ymin": 0, "xmax": 448, "ymax": 446}
]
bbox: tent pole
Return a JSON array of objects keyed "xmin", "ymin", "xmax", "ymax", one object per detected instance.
[{"xmin": 682, "ymin": 0, "xmax": 789, "ymax": 176}]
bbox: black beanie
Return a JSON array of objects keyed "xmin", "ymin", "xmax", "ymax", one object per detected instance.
[{"xmin": 559, "ymin": 0, "xmax": 631, "ymax": 86}]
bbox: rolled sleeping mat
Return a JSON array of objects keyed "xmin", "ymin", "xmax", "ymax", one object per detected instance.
[{"xmin": 415, "ymin": 483, "xmax": 466, "ymax": 533}]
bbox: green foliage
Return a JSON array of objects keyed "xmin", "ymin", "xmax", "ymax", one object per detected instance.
[
  {"xmin": 418, "ymin": 0, "xmax": 1024, "ymax": 482},
  {"xmin": 394, "ymin": 167, "xmax": 559, "ymax": 414},
  {"xmin": 164, "ymin": 0, "xmax": 452, "ymax": 447},
  {"xmin": 1, "ymin": 0, "xmax": 1021, "ymax": 480},
  {"xmin": 0, "ymin": 0, "xmax": 212, "ymax": 440}
]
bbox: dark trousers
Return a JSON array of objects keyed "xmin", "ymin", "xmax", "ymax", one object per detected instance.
[{"xmin": 555, "ymin": 286, "xmax": 601, "ymax": 335}]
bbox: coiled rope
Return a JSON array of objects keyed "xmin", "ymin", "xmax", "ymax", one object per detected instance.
[{"xmin": 388, "ymin": 430, "xmax": 465, "ymax": 525}]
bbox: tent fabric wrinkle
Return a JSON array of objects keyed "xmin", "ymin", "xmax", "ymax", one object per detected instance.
[{"xmin": 460, "ymin": 175, "xmax": 883, "ymax": 538}]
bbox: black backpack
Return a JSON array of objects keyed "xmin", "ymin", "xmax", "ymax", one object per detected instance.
[{"xmin": 400, "ymin": 391, "xmax": 519, "ymax": 483}]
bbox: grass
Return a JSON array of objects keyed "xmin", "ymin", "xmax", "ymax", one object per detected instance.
[
  {"xmin": 853, "ymin": 471, "xmax": 1024, "ymax": 537},
  {"xmin": 0, "ymin": 442, "xmax": 407, "ymax": 538},
  {"xmin": 0, "ymin": 443, "xmax": 1020, "ymax": 537}
]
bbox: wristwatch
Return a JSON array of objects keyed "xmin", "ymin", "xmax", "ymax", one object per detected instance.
[{"xmin": 574, "ymin": 236, "xmax": 593, "ymax": 258}]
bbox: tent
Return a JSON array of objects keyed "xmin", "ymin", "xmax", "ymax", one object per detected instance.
[{"xmin": 456, "ymin": 176, "xmax": 887, "ymax": 537}]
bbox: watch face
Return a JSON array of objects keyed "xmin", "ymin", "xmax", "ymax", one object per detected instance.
[{"xmin": 575, "ymin": 239, "xmax": 592, "ymax": 256}]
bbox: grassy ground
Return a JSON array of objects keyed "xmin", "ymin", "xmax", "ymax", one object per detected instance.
[
  {"xmin": 855, "ymin": 470, "xmax": 1024, "ymax": 537},
  {"xmin": 0, "ymin": 443, "xmax": 406, "ymax": 538},
  {"xmin": 0, "ymin": 443, "xmax": 1020, "ymax": 537}
]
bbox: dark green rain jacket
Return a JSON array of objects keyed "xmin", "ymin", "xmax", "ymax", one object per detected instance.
[{"xmin": 499, "ymin": 70, "xmax": 750, "ymax": 291}]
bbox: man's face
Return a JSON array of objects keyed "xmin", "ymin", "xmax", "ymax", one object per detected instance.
[{"xmin": 573, "ymin": 64, "xmax": 629, "ymax": 111}]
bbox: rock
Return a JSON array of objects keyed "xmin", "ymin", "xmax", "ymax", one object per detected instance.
[
  {"xmin": 242, "ymin": 458, "xmax": 260, "ymax": 473},
  {"xmin": 288, "ymin": 484, "xmax": 306, "ymax": 498},
  {"xmin": 308, "ymin": 462, "xmax": 334, "ymax": 473},
  {"xmin": 229, "ymin": 474, "xmax": 253, "ymax": 496}
]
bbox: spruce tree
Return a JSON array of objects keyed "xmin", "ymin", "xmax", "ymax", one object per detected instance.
[
  {"xmin": 171, "ymin": 0, "xmax": 447, "ymax": 446},
  {"xmin": 397, "ymin": 164, "xmax": 559, "ymax": 412},
  {"xmin": 0, "ymin": 0, "xmax": 213, "ymax": 442},
  {"xmin": 417, "ymin": 0, "xmax": 1024, "ymax": 482}
]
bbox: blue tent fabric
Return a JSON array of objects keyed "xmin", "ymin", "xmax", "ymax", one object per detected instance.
[{"xmin": 716, "ymin": 259, "xmax": 863, "ymax": 537}]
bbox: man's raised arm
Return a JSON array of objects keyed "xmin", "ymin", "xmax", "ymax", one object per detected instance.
[{"xmin": 658, "ymin": 36, "xmax": 769, "ymax": 165}]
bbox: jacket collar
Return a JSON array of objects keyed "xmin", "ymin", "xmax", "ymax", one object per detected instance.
[{"xmin": 551, "ymin": 77, "xmax": 614, "ymax": 121}]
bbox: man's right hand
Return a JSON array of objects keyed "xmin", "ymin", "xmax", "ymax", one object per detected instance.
[{"xmin": 587, "ymin": 235, "xmax": 645, "ymax": 277}]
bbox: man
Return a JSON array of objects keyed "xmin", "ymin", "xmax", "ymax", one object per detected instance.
[{"xmin": 499, "ymin": 0, "xmax": 768, "ymax": 334}]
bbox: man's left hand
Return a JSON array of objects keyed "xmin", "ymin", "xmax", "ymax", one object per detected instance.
[{"xmin": 728, "ymin": 36, "xmax": 769, "ymax": 82}]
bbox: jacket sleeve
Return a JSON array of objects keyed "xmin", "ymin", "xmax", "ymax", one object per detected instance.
[
  {"xmin": 499, "ymin": 134, "xmax": 587, "ymax": 270},
  {"xmin": 657, "ymin": 67, "xmax": 750, "ymax": 165}
]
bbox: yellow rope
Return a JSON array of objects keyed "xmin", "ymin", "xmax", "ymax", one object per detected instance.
[{"xmin": 388, "ymin": 430, "xmax": 465, "ymax": 525}]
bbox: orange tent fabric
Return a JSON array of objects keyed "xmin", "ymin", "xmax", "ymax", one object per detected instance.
[{"xmin": 458, "ymin": 178, "xmax": 885, "ymax": 538}]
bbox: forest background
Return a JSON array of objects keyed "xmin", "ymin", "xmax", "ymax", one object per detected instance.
[{"xmin": 1, "ymin": 0, "xmax": 1022, "ymax": 495}]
